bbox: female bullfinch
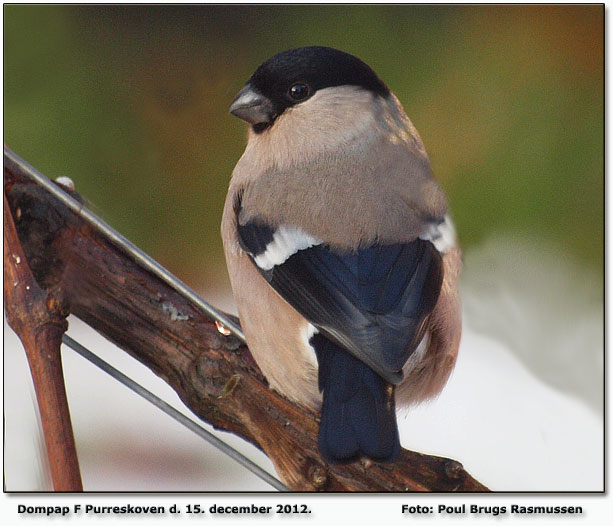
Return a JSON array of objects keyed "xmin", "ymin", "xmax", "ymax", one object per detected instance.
[{"xmin": 222, "ymin": 46, "xmax": 461, "ymax": 463}]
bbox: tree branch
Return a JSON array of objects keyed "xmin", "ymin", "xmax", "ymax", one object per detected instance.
[
  {"xmin": 4, "ymin": 188, "xmax": 82, "ymax": 491},
  {"xmin": 4, "ymin": 147, "xmax": 488, "ymax": 491}
]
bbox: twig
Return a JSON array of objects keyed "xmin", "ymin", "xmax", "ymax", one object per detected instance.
[{"xmin": 3, "ymin": 189, "xmax": 82, "ymax": 492}]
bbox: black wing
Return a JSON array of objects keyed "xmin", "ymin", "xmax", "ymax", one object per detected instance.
[{"xmin": 236, "ymin": 212, "xmax": 443, "ymax": 385}]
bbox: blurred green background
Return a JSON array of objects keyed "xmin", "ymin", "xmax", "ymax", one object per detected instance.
[{"xmin": 4, "ymin": 4, "xmax": 603, "ymax": 296}]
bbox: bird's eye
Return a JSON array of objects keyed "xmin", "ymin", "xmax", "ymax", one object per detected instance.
[{"xmin": 288, "ymin": 83, "xmax": 311, "ymax": 101}]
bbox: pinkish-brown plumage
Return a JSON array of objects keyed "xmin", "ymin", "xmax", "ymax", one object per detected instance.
[{"xmin": 223, "ymin": 47, "xmax": 461, "ymax": 462}]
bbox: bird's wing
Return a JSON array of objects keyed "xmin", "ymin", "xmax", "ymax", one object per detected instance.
[{"xmin": 235, "ymin": 203, "xmax": 443, "ymax": 385}]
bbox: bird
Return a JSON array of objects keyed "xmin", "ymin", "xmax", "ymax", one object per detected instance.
[{"xmin": 222, "ymin": 46, "xmax": 461, "ymax": 464}]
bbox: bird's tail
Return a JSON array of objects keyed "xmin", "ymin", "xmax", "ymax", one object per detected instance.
[{"xmin": 312, "ymin": 334, "xmax": 400, "ymax": 463}]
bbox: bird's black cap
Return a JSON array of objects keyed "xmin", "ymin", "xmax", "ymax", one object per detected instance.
[
  {"xmin": 249, "ymin": 46, "xmax": 389, "ymax": 97},
  {"xmin": 240, "ymin": 46, "xmax": 390, "ymax": 131}
]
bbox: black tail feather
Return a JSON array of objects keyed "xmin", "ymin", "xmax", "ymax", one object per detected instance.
[{"xmin": 312, "ymin": 334, "xmax": 400, "ymax": 463}]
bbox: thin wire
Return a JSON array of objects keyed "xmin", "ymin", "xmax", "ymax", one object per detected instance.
[
  {"xmin": 62, "ymin": 334, "xmax": 289, "ymax": 492},
  {"xmin": 5, "ymin": 146, "xmax": 245, "ymax": 342}
]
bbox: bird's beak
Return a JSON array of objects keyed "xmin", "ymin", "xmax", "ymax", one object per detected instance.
[{"xmin": 229, "ymin": 85, "xmax": 275, "ymax": 125}]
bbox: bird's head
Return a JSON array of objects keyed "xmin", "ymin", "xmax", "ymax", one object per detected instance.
[{"xmin": 229, "ymin": 46, "xmax": 391, "ymax": 134}]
